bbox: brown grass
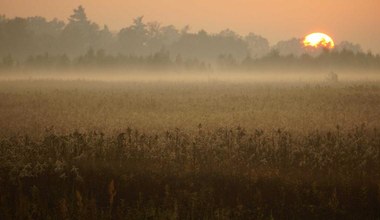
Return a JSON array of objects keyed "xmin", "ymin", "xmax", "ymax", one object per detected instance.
[{"xmin": 0, "ymin": 77, "xmax": 379, "ymax": 219}]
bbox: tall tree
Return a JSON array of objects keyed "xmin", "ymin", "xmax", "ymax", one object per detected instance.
[
  {"xmin": 118, "ymin": 16, "xmax": 148, "ymax": 55},
  {"xmin": 26, "ymin": 16, "xmax": 65, "ymax": 54},
  {"xmin": 245, "ymin": 33, "xmax": 270, "ymax": 58},
  {"xmin": 61, "ymin": 6, "xmax": 100, "ymax": 56},
  {"xmin": 0, "ymin": 17, "xmax": 32, "ymax": 58}
]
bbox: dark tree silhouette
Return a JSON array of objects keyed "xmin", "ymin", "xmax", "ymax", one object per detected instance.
[
  {"xmin": 118, "ymin": 16, "xmax": 148, "ymax": 55},
  {"xmin": 61, "ymin": 5, "xmax": 100, "ymax": 56},
  {"xmin": 0, "ymin": 6, "xmax": 379, "ymax": 72}
]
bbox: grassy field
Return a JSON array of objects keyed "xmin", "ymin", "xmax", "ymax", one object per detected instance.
[
  {"xmin": 0, "ymin": 76, "xmax": 380, "ymax": 219},
  {"xmin": 0, "ymin": 77, "xmax": 379, "ymax": 136}
]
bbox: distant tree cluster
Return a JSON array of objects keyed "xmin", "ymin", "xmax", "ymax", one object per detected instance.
[
  {"xmin": 240, "ymin": 49, "xmax": 380, "ymax": 71},
  {"xmin": 0, "ymin": 6, "xmax": 254, "ymax": 61},
  {"xmin": 1, "ymin": 6, "xmax": 380, "ymax": 72},
  {"xmin": 15, "ymin": 49, "xmax": 209, "ymax": 71}
]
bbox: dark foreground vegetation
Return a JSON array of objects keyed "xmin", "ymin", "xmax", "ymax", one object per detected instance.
[{"xmin": 1, "ymin": 125, "xmax": 379, "ymax": 219}]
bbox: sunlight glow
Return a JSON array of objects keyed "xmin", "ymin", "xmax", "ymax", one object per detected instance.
[{"xmin": 303, "ymin": 33, "xmax": 335, "ymax": 49}]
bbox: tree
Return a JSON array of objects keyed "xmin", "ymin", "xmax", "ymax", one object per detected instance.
[
  {"xmin": 171, "ymin": 28, "xmax": 249, "ymax": 62},
  {"xmin": 118, "ymin": 16, "xmax": 148, "ymax": 55},
  {"xmin": 97, "ymin": 25, "xmax": 114, "ymax": 52},
  {"xmin": 217, "ymin": 54, "xmax": 237, "ymax": 70},
  {"xmin": 26, "ymin": 17, "xmax": 65, "ymax": 54},
  {"xmin": 273, "ymin": 38, "xmax": 305, "ymax": 56},
  {"xmin": 0, "ymin": 17, "xmax": 33, "ymax": 58},
  {"xmin": 335, "ymin": 41, "xmax": 362, "ymax": 54},
  {"xmin": 219, "ymin": 29, "xmax": 239, "ymax": 39},
  {"xmin": 61, "ymin": 6, "xmax": 100, "ymax": 56},
  {"xmin": 1, "ymin": 54, "xmax": 14, "ymax": 68},
  {"xmin": 160, "ymin": 25, "xmax": 180, "ymax": 45},
  {"xmin": 69, "ymin": 6, "xmax": 88, "ymax": 23},
  {"xmin": 245, "ymin": 33, "xmax": 270, "ymax": 58}
]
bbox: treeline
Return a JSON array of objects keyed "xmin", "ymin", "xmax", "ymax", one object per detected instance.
[
  {"xmin": 0, "ymin": 6, "xmax": 254, "ymax": 62},
  {"xmin": 236, "ymin": 49, "xmax": 380, "ymax": 71},
  {"xmin": 0, "ymin": 49, "xmax": 210, "ymax": 71},
  {"xmin": 1, "ymin": 5, "xmax": 380, "ymax": 72},
  {"xmin": 1, "ymin": 47, "xmax": 380, "ymax": 72}
]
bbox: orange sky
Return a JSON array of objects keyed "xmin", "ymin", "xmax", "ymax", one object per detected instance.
[{"xmin": 1, "ymin": 0, "xmax": 380, "ymax": 53}]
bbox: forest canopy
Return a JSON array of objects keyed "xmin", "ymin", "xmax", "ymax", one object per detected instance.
[{"xmin": 1, "ymin": 6, "xmax": 379, "ymax": 71}]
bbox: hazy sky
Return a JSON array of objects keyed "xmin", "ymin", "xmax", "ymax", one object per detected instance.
[{"xmin": 2, "ymin": 0, "xmax": 380, "ymax": 53}]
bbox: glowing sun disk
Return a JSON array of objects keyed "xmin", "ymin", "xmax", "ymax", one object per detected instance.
[{"xmin": 303, "ymin": 33, "xmax": 335, "ymax": 49}]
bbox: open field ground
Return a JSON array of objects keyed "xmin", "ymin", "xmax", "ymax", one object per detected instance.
[
  {"xmin": 1, "ymin": 72, "xmax": 380, "ymax": 136},
  {"xmin": 0, "ymin": 73, "xmax": 380, "ymax": 219}
]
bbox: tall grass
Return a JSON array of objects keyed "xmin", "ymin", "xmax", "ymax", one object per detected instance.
[
  {"xmin": 0, "ymin": 125, "xmax": 379, "ymax": 219},
  {"xmin": 0, "ymin": 79, "xmax": 379, "ymax": 136},
  {"xmin": 0, "ymin": 79, "xmax": 379, "ymax": 219}
]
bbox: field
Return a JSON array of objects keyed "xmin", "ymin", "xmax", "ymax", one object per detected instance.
[{"xmin": 0, "ymin": 73, "xmax": 380, "ymax": 219}]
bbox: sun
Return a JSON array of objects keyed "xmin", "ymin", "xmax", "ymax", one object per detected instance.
[{"xmin": 303, "ymin": 33, "xmax": 335, "ymax": 49}]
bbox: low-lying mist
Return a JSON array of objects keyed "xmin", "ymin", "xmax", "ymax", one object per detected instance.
[{"xmin": 1, "ymin": 69, "xmax": 380, "ymax": 84}]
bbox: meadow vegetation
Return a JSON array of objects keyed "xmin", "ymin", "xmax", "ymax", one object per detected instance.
[{"xmin": 0, "ymin": 77, "xmax": 380, "ymax": 219}]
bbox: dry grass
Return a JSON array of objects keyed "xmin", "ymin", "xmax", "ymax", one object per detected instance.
[
  {"xmin": 0, "ymin": 76, "xmax": 380, "ymax": 219},
  {"xmin": 0, "ymin": 78, "xmax": 379, "ymax": 136}
]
